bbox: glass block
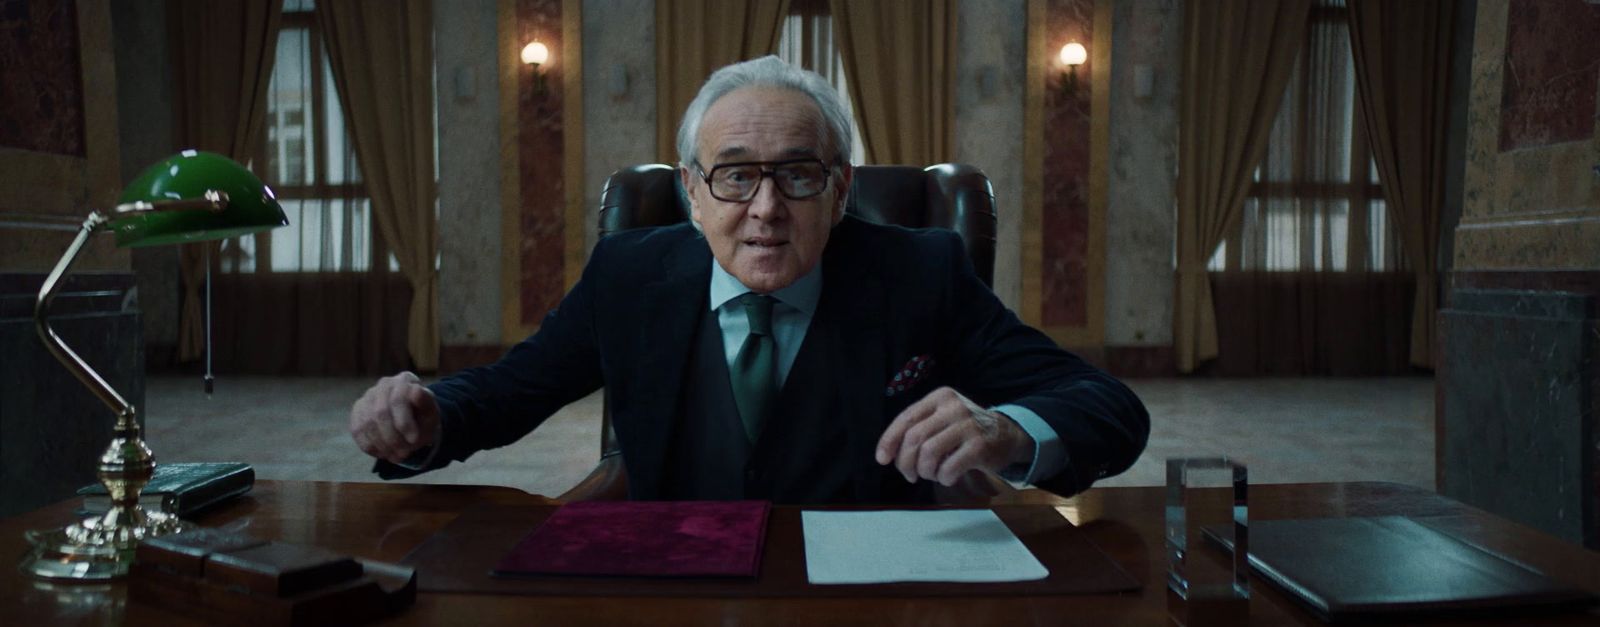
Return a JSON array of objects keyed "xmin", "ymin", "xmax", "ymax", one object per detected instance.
[{"xmin": 1166, "ymin": 457, "xmax": 1248, "ymax": 626}]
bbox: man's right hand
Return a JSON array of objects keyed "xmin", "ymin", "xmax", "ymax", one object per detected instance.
[{"xmin": 350, "ymin": 371, "xmax": 440, "ymax": 464}]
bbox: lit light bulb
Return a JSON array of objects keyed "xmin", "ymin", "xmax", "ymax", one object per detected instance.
[
  {"xmin": 521, "ymin": 41, "xmax": 550, "ymax": 66},
  {"xmin": 1059, "ymin": 42, "xmax": 1087, "ymax": 66}
]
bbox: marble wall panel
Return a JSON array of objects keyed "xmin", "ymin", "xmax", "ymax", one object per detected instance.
[
  {"xmin": 954, "ymin": 0, "xmax": 1025, "ymax": 311},
  {"xmin": 437, "ymin": 0, "xmax": 504, "ymax": 348},
  {"xmin": 0, "ymin": 0, "xmax": 85, "ymax": 156},
  {"xmin": 1104, "ymin": 0, "xmax": 1178, "ymax": 347},
  {"xmin": 1439, "ymin": 288, "xmax": 1598, "ymax": 548},
  {"xmin": 1496, "ymin": 0, "xmax": 1600, "ymax": 152},
  {"xmin": 1445, "ymin": 0, "xmax": 1600, "ymax": 552},
  {"xmin": 516, "ymin": 0, "xmax": 568, "ymax": 327},
  {"xmin": 1040, "ymin": 0, "xmax": 1093, "ymax": 328},
  {"xmin": 1, "ymin": 0, "xmax": 124, "ymax": 273},
  {"xmin": 582, "ymin": 0, "xmax": 658, "ymax": 256},
  {"xmin": 1458, "ymin": 0, "xmax": 1600, "ymax": 271}
]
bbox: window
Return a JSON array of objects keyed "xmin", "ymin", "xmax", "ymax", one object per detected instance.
[
  {"xmin": 224, "ymin": 0, "xmax": 391, "ymax": 273},
  {"xmin": 775, "ymin": 0, "xmax": 866, "ymax": 165},
  {"xmin": 1209, "ymin": 0, "xmax": 1402, "ymax": 273}
]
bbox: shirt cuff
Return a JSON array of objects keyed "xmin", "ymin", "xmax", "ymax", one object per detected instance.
[
  {"xmin": 394, "ymin": 419, "xmax": 444, "ymax": 470},
  {"xmin": 992, "ymin": 404, "xmax": 1066, "ymax": 487}
]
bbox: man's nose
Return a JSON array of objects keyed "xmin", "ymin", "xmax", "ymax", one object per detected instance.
[{"xmin": 745, "ymin": 176, "xmax": 786, "ymax": 221}]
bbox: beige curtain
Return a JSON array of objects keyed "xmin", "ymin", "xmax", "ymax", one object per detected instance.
[
  {"xmin": 1226, "ymin": 10, "xmax": 1397, "ymax": 274},
  {"xmin": 655, "ymin": 0, "xmax": 791, "ymax": 164},
  {"xmin": 1206, "ymin": 5, "xmax": 1413, "ymax": 376},
  {"xmin": 168, "ymin": 0, "xmax": 284, "ymax": 362},
  {"xmin": 830, "ymin": 0, "xmax": 954, "ymax": 165},
  {"xmin": 1349, "ymin": 0, "xmax": 1454, "ymax": 369},
  {"xmin": 317, "ymin": 0, "xmax": 440, "ymax": 372},
  {"xmin": 1174, "ymin": 0, "xmax": 1311, "ymax": 373},
  {"xmin": 210, "ymin": 8, "xmax": 412, "ymax": 376}
]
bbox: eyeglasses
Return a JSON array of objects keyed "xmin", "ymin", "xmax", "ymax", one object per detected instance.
[{"xmin": 695, "ymin": 158, "xmax": 833, "ymax": 203}]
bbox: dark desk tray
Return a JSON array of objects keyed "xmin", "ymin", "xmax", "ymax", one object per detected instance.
[
  {"xmin": 130, "ymin": 529, "xmax": 416, "ymax": 626},
  {"xmin": 1203, "ymin": 516, "xmax": 1598, "ymax": 624},
  {"xmin": 403, "ymin": 504, "xmax": 1141, "ymax": 597}
]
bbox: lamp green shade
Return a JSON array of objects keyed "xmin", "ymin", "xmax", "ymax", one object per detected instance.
[{"xmin": 111, "ymin": 150, "xmax": 289, "ymax": 247}]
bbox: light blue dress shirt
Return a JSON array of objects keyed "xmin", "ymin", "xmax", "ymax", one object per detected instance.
[{"xmin": 708, "ymin": 260, "xmax": 1067, "ymax": 486}]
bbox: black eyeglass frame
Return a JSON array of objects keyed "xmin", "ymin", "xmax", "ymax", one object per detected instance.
[{"xmin": 694, "ymin": 157, "xmax": 836, "ymax": 203}]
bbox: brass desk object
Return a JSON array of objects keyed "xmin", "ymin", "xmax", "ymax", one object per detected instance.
[{"xmin": 20, "ymin": 152, "xmax": 287, "ymax": 580}]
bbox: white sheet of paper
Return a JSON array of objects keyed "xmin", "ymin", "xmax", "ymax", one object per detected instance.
[{"xmin": 801, "ymin": 509, "xmax": 1050, "ymax": 584}]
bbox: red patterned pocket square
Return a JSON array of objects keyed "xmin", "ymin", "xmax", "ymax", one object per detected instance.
[{"xmin": 885, "ymin": 354, "xmax": 936, "ymax": 397}]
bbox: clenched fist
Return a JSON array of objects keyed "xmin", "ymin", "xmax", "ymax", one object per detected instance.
[{"xmin": 350, "ymin": 371, "xmax": 440, "ymax": 464}]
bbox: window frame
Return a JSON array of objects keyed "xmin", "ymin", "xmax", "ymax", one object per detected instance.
[
  {"xmin": 1218, "ymin": 2, "xmax": 1392, "ymax": 273},
  {"xmin": 240, "ymin": 8, "xmax": 385, "ymax": 274}
]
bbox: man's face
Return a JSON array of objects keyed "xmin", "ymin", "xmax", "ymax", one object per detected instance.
[{"xmin": 682, "ymin": 87, "xmax": 852, "ymax": 294}]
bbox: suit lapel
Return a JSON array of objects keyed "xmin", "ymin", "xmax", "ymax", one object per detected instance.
[
  {"xmin": 810, "ymin": 218, "xmax": 889, "ymax": 502},
  {"xmin": 622, "ymin": 233, "xmax": 710, "ymax": 498}
]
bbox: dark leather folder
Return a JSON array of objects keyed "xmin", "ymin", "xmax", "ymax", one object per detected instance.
[{"xmin": 1204, "ymin": 516, "xmax": 1596, "ymax": 623}]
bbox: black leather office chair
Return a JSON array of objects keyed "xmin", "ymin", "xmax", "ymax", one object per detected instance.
[{"xmin": 556, "ymin": 163, "xmax": 997, "ymax": 501}]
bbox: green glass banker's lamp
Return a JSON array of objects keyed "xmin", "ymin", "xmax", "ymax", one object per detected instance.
[{"xmin": 22, "ymin": 150, "xmax": 287, "ymax": 581}]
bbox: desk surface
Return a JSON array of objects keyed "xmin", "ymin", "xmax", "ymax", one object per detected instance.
[{"xmin": 2, "ymin": 480, "xmax": 1597, "ymax": 626}]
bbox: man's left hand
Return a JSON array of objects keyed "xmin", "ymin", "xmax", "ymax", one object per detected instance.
[{"xmin": 875, "ymin": 386, "xmax": 1034, "ymax": 486}]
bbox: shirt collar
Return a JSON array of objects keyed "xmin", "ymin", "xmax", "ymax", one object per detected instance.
[{"xmin": 708, "ymin": 258, "xmax": 822, "ymax": 317}]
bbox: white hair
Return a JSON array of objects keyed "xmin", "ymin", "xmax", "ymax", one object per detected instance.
[{"xmin": 675, "ymin": 55, "xmax": 855, "ymax": 169}]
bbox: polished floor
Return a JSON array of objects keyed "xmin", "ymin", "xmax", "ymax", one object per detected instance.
[{"xmin": 143, "ymin": 375, "xmax": 1435, "ymax": 498}]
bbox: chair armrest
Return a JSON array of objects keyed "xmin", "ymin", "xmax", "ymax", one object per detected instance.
[{"xmin": 555, "ymin": 454, "xmax": 630, "ymax": 502}]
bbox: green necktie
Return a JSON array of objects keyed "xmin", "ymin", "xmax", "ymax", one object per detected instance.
[{"xmin": 730, "ymin": 293, "xmax": 776, "ymax": 443}]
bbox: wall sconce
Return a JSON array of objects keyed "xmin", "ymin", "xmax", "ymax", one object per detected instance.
[
  {"xmin": 521, "ymin": 41, "xmax": 550, "ymax": 95},
  {"xmin": 1058, "ymin": 42, "xmax": 1087, "ymax": 97}
]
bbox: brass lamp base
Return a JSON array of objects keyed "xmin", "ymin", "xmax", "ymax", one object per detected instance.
[
  {"xmin": 19, "ymin": 421, "xmax": 189, "ymax": 581},
  {"xmin": 22, "ymin": 508, "xmax": 188, "ymax": 581}
]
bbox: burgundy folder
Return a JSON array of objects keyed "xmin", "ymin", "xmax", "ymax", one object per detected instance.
[{"xmin": 492, "ymin": 500, "xmax": 771, "ymax": 578}]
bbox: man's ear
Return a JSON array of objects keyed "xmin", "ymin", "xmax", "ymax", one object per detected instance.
[
  {"xmin": 831, "ymin": 162, "xmax": 854, "ymax": 225},
  {"xmin": 680, "ymin": 165, "xmax": 704, "ymax": 227}
]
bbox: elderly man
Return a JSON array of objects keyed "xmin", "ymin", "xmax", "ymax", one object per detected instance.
[{"xmin": 350, "ymin": 56, "xmax": 1148, "ymax": 504}]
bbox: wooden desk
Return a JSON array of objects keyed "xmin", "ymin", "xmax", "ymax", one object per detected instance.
[{"xmin": 2, "ymin": 481, "xmax": 1597, "ymax": 625}]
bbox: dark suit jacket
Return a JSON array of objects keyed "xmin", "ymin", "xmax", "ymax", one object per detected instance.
[{"xmin": 378, "ymin": 216, "xmax": 1149, "ymax": 499}]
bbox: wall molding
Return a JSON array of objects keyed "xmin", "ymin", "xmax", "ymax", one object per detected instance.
[{"xmin": 1102, "ymin": 344, "xmax": 1176, "ymax": 378}]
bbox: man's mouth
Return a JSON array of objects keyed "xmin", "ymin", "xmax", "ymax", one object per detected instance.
[{"xmin": 743, "ymin": 237, "xmax": 788, "ymax": 248}]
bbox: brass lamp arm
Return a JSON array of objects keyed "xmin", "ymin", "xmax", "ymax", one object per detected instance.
[
  {"xmin": 32, "ymin": 191, "xmax": 228, "ymax": 420},
  {"xmin": 112, "ymin": 189, "xmax": 228, "ymax": 216},
  {"xmin": 34, "ymin": 211, "xmax": 131, "ymax": 420}
]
